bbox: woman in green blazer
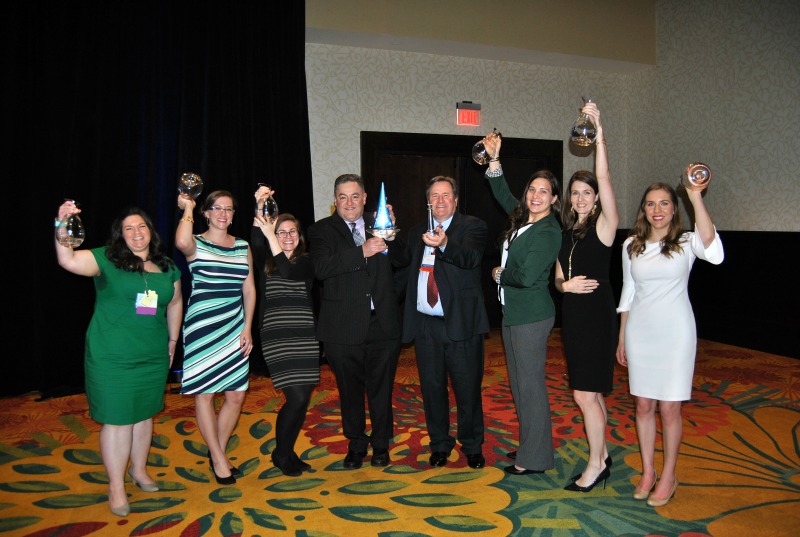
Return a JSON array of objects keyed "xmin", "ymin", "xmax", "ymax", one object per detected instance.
[{"xmin": 482, "ymin": 133, "xmax": 562, "ymax": 475}]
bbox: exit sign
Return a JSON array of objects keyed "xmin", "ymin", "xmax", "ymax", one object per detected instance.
[{"xmin": 456, "ymin": 101, "xmax": 481, "ymax": 126}]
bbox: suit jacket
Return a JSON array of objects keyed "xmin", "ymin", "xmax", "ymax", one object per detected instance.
[
  {"xmin": 402, "ymin": 212, "xmax": 490, "ymax": 343},
  {"xmin": 486, "ymin": 173, "xmax": 562, "ymax": 326},
  {"xmin": 308, "ymin": 214, "xmax": 408, "ymax": 345}
]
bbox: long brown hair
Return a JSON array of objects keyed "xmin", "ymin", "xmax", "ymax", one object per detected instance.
[
  {"xmin": 560, "ymin": 170, "xmax": 601, "ymax": 239},
  {"xmin": 265, "ymin": 213, "xmax": 307, "ymax": 276},
  {"xmin": 500, "ymin": 170, "xmax": 561, "ymax": 246},
  {"xmin": 626, "ymin": 182, "xmax": 685, "ymax": 258}
]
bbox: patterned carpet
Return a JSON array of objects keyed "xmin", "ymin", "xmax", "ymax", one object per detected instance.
[{"xmin": 1, "ymin": 329, "xmax": 798, "ymax": 537}]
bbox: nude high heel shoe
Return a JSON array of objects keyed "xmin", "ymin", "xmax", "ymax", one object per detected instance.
[
  {"xmin": 647, "ymin": 478, "xmax": 678, "ymax": 507},
  {"xmin": 632, "ymin": 471, "xmax": 657, "ymax": 500},
  {"xmin": 128, "ymin": 468, "xmax": 159, "ymax": 492}
]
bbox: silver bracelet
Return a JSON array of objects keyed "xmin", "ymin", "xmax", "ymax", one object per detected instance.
[
  {"xmin": 494, "ymin": 268, "xmax": 504, "ymax": 284},
  {"xmin": 54, "ymin": 218, "xmax": 66, "ymax": 228},
  {"xmin": 486, "ymin": 166, "xmax": 503, "ymax": 178}
]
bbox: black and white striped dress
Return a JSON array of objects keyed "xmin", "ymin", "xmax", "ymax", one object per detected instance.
[
  {"xmin": 260, "ymin": 260, "xmax": 319, "ymax": 389},
  {"xmin": 250, "ymin": 227, "xmax": 319, "ymax": 390}
]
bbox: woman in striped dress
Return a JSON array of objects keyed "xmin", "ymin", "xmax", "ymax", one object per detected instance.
[
  {"xmin": 176, "ymin": 190, "xmax": 256, "ymax": 485},
  {"xmin": 252, "ymin": 186, "xmax": 319, "ymax": 476}
]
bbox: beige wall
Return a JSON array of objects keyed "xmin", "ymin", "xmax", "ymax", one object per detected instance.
[
  {"xmin": 307, "ymin": 0, "xmax": 656, "ymax": 65},
  {"xmin": 306, "ymin": 0, "xmax": 800, "ymax": 231}
]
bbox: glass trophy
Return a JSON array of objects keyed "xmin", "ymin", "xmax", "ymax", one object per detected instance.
[
  {"xmin": 177, "ymin": 172, "xmax": 204, "ymax": 199},
  {"xmin": 256, "ymin": 183, "xmax": 279, "ymax": 219},
  {"xmin": 367, "ymin": 182, "xmax": 399, "ymax": 248},
  {"xmin": 426, "ymin": 203, "xmax": 435, "ymax": 235},
  {"xmin": 681, "ymin": 163, "xmax": 712, "ymax": 191},
  {"xmin": 570, "ymin": 97, "xmax": 597, "ymax": 147},
  {"xmin": 56, "ymin": 200, "xmax": 85, "ymax": 248},
  {"xmin": 472, "ymin": 128, "xmax": 501, "ymax": 165}
]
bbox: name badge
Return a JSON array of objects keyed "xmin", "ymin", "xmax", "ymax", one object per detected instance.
[
  {"xmin": 136, "ymin": 290, "xmax": 158, "ymax": 315},
  {"xmin": 420, "ymin": 252, "xmax": 436, "ymax": 273}
]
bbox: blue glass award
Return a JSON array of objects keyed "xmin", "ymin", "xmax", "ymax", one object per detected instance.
[{"xmin": 367, "ymin": 182, "xmax": 399, "ymax": 245}]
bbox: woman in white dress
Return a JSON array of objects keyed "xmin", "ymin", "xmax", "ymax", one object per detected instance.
[{"xmin": 616, "ymin": 182, "xmax": 723, "ymax": 507}]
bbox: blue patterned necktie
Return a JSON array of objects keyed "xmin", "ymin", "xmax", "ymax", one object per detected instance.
[{"xmin": 350, "ymin": 222, "xmax": 365, "ymax": 246}]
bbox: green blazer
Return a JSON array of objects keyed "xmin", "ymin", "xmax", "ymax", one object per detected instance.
[{"xmin": 487, "ymin": 173, "xmax": 562, "ymax": 326}]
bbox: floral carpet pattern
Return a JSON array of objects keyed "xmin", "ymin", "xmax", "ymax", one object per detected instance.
[{"xmin": 0, "ymin": 331, "xmax": 798, "ymax": 537}]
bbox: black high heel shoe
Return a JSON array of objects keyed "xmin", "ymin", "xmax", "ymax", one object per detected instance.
[
  {"xmin": 212, "ymin": 468, "xmax": 236, "ymax": 485},
  {"xmin": 504, "ymin": 465, "xmax": 544, "ymax": 475},
  {"xmin": 570, "ymin": 455, "xmax": 612, "ymax": 481},
  {"xmin": 564, "ymin": 466, "xmax": 610, "ymax": 492},
  {"xmin": 208, "ymin": 451, "xmax": 240, "ymax": 476}
]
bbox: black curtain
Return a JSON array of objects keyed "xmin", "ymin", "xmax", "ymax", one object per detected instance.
[{"xmin": 6, "ymin": 2, "xmax": 313, "ymax": 397}]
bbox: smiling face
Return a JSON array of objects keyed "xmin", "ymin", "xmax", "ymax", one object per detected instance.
[
  {"xmin": 121, "ymin": 215, "xmax": 151, "ymax": 258},
  {"xmin": 205, "ymin": 196, "xmax": 235, "ymax": 230},
  {"xmin": 526, "ymin": 178, "xmax": 557, "ymax": 222},
  {"xmin": 276, "ymin": 219, "xmax": 300, "ymax": 255},
  {"xmin": 334, "ymin": 180, "xmax": 366, "ymax": 222},
  {"xmin": 644, "ymin": 188, "xmax": 675, "ymax": 236},
  {"xmin": 569, "ymin": 180, "xmax": 597, "ymax": 222},
  {"xmin": 428, "ymin": 180, "xmax": 458, "ymax": 223}
]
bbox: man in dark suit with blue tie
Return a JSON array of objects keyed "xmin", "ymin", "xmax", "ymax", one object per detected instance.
[
  {"xmin": 308, "ymin": 174, "xmax": 408, "ymax": 469},
  {"xmin": 402, "ymin": 175, "xmax": 489, "ymax": 469}
]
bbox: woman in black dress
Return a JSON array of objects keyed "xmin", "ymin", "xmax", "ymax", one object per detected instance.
[
  {"xmin": 554, "ymin": 102, "xmax": 619, "ymax": 492},
  {"xmin": 252, "ymin": 186, "xmax": 319, "ymax": 476}
]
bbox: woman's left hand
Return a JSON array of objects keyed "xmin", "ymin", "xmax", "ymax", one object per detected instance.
[
  {"xmin": 240, "ymin": 334, "xmax": 253, "ymax": 357},
  {"xmin": 565, "ymin": 275, "xmax": 598, "ymax": 294}
]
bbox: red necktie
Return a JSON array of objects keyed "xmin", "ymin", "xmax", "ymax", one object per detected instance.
[{"xmin": 426, "ymin": 270, "xmax": 438, "ymax": 307}]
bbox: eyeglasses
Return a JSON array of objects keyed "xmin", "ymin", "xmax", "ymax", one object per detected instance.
[
  {"xmin": 276, "ymin": 229, "xmax": 299, "ymax": 238},
  {"xmin": 210, "ymin": 206, "xmax": 234, "ymax": 214}
]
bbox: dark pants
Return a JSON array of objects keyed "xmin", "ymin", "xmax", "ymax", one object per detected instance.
[
  {"xmin": 414, "ymin": 314, "xmax": 485, "ymax": 455},
  {"xmin": 324, "ymin": 314, "xmax": 400, "ymax": 452}
]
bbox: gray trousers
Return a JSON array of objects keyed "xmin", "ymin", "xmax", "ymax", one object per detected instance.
[{"xmin": 502, "ymin": 317, "xmax": 555, "ymax": 471}]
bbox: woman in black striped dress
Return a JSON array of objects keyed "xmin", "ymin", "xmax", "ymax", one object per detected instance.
[{"xmin": 252, "ymin": 186, "xmax": 319, "ymax": 477}]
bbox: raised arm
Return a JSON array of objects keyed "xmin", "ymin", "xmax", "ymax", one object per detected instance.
[
  {"xmin": 175, "ymin": 194, "xmax": 197, "ymax": 260},
  {"xmin": 685, "ymin": 189, "xmax": 716, "ymax": 248},
  {"xmin": 54, "ymin": 200, "xmax": 99, "ymax": 277},
  {"xmin": 584, "ymin": 103, "xmax": 618, "ymax": 246}
]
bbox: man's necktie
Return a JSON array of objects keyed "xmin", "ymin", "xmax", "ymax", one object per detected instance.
[
  {"xmin": 426, "ymin": 268, "xmax": 438, "ymax": 307},
  {"xmin": 350, "ymin": 222, "xmax": 365, "ymax": 246}
]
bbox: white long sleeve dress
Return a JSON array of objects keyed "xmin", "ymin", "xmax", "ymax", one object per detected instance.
[{"xmin": 617, "ymin": 227, "xmax": 724, "ymax": 401}]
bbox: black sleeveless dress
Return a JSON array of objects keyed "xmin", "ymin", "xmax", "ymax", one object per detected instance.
[{"xmin": 557, "ymin": 226, "xmax": 617, "ymax": 392}]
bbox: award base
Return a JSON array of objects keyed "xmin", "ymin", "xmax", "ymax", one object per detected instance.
[{"xmin": 367, "ymin": 227, "xmax": 400, "ymax": 239}]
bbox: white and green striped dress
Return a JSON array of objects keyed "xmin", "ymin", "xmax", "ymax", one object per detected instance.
[{"xmin": 181, "ymin": 236, "xmax": 250, "ymax": 394}]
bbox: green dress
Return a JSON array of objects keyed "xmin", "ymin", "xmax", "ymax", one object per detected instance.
[{"xmin": 85, "ymin": 247, "xmax": 181, "ymax": 425}]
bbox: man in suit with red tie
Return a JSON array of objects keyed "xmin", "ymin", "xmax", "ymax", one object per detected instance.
[
  {"xmin": 308, "ymin": 174, "xmax": 408, "ymax": 469},
  {"xmin": 402, "ymin": 176, "xmax": 489, "ymax": 469}
]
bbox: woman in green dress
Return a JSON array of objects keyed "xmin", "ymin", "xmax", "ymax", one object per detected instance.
[{"xmin": 55, "ymin": 202, "xmax": 183, "ymax": 517}]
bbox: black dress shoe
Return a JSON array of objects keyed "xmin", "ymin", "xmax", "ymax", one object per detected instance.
[
  {"xmin": 507, "ymin": 451, "xmax": 517, "ymax": 460},
  {"xmin": 429, "ymin": 451, "xmax": 450, "ymax": 467},
  {"xmin": 570, "ymin": 455, "xmax": 613, "ymax": 481},
  {"xmin": 271, "ymin": 453, "xmax": 302, "ymax": 477},
  {"xmin": 371, "ymin": 449, "xmax": 390, "ymax": 467},
  {"xmin": 343, "ymin": 450, "xmax": 366, "ymax": 469},
  {"xmin": 291, "ymin": 452, "xmax": 311, "ymax": 472},
  {"xmin": 467, "ymin": 453, "xmax": 485, "ymax": 469},
  {"xmin": 504, "ymin": 465, "xmax": 544, "ymax": 475}
]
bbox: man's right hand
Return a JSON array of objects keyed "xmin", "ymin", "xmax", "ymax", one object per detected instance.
[{"xmin": 362, "ymin": 236, "xmax": 387, "ymax": 257}]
